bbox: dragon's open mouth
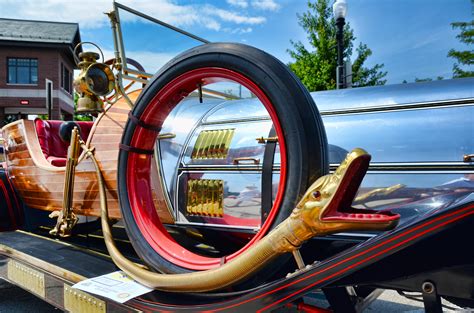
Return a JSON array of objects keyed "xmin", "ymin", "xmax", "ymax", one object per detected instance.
[{"xmin": 320, "ymin": 153, "xmax": 400, "ymax": 224}]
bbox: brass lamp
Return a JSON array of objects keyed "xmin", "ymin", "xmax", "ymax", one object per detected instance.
[{"xmin": 74, "ymin": 52, "xmax": 115, "ymax": 114}]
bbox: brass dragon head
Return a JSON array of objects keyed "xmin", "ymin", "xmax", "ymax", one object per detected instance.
[
  {"xmin": 295, "ymin": 148, "xmax": 400, "ymax": 236},
  {"xmin": 271, "ymin": 148, "xmax": 400, "ymax": 253},
  {"xmin": 250, "ymin": 149, "xmax": 400, "ymax": 288}
]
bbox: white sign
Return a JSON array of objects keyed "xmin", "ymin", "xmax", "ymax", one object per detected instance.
[{"xmin": 73, "ymin": 271, "xmax": 153, "ymax": 303}]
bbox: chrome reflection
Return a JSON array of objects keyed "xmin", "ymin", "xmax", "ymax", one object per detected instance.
[
  {"xmin": 156, "ymin": 90, "xmax": 282, "ymax": 231},
  {"xmin": 354, "ymin": 172, "xmax": 474, "ymax": 218},
  {"xmin": 324, "ymin": 105, "xmax": 474, "ymax": 164},
  {"xmin": 175, "ymin": 171, "xmax": 281, "ymax": 230},
  {"xmin": 186, "ymin": 179, "xmax": 224, "ymax": 217},
  {"xmin": 183, "ymin": 120, "xmax": 281, "ymax": 166}
]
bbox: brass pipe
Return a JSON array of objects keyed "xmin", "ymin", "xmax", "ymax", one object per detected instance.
[
  {"xmin": 49, "ymin": 128, "xmax": 80, "ymax": 237},
  {"xmin": 86, "ymin": 147, "xmax": 398, "ymax": 292},
  {"xmin": 63, "ymin": 128, "xmax": 81, "ymax": 210}
]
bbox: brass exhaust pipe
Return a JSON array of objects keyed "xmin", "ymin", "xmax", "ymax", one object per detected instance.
[{"xmin": 86, "ymin": 147, "xmax": 398, "ymax": 292}]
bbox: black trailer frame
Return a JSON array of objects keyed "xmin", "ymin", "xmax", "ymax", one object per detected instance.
[{"xmin": 0, "ymin": 196, "xmax": 472, "ymax": 312}]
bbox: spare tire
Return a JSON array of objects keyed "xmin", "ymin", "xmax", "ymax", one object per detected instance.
[{"xmin": 118, "ymin": 43, "xmax": 328, "ymax": 277}]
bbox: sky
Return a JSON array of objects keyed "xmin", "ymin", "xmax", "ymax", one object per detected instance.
[{"xmin": 0, "ymin": 0, "xmax": 471, "ymax": 85}]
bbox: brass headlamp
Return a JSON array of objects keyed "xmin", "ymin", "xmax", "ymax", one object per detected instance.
[{"xmin": 74, "ymin": 51, "xmax": 115, "ymax": 114}]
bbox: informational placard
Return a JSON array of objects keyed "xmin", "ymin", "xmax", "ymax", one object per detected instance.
[{"xmin": 73, "ymin": 271, "xmax": 152, "ymax": 303}]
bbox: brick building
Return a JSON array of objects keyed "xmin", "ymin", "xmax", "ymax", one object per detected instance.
[{"xmin": 0, "ymin": 18, "xmax": 81, "ymax": 125}]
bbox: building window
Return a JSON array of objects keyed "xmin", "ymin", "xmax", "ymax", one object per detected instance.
[
  {"xmin": 61, "ymin": 63, "xmax": 72, "ymax": 94},
  {"xmin": 7, "ymin": 58, "xmax": 38, "ymax": 84}
]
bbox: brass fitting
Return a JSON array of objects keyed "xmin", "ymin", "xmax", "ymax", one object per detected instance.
[{"xmin": 74, "ymin": 52, "xmax": 115, "ymax": 114}]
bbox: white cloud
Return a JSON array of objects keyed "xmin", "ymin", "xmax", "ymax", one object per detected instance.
[
  {"xmin": 227, "ymin": 0, "xmax": 249, "ymax": 9},
  {"xmin": 0, "ymin": 0, "xmax": 111, "ymax": 28},
  {"xmin": 251, "ymin": 0, "xmax": 280, "ymax": 11},
  {"xmin": 202, "ymin": 19, "xmax": 222, "ymax": 31},
  {"xmin": 236, "ymin": 27, "xmax": 253, "ymax": 34},
  {"xmin": 223, "ymin": 27, "xmax": 253, "ymax": 34},
  {"xmin": 207, "ymin": 8, "xmax": 265, "ymax": 25},
  {"xmin": 0, "ymin": 0, "xmax": 266, "ymax": 30}
]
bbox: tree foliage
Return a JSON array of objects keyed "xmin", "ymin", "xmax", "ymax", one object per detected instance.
[
  {"xmin": 402, "ymin": 76, "xmax": 444, "ymax": 83},
  {"xmin": 288, "ymin": 0, "xmax": 387, "ymax": 91},
  {"xmin": 447, "ymin": 17, "xmax": 474, "ymax": 78}
]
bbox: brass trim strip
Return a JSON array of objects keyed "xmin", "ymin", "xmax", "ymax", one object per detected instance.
[
  {"xmin": 64, "ymin": 284, "xmax": 106, "ymax": 313},
  {"xmin": 0, "ymin": 235, "xmax": 141, "ymax": 312},
  {"xmin": 0, "ymin": 243, "xmax": 86, "ymax": 283},
  {"xmin": 191, "ymin": 129, "xmax": 235, "ymax": 159},
  {"xmin": 186, "ymin": 179, "xmax": 224, "ymax": 217},
  {"xmin": 7, "ymin": 260, "xmax": 45, "ymax": 298}
]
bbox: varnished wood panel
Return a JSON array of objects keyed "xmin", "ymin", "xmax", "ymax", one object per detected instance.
[
  {"xmin": 3, "ymin": 89, "xmax": 175, "ymax": 224},
  {"xmin": 13, "ymin": 180, "xmax": 118, "ymax": 190},
  {"xmin": 2, "ymin": 92, "xmax": 140, "ymax": 219}
]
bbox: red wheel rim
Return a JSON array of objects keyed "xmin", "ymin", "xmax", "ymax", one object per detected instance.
[{"xmin": 126, "ymin": 67, "xmax": 287, "ymax": 270}]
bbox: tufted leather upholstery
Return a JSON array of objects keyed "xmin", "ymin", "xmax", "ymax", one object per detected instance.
[{"xmin": 34, "ymin": 119, "xmax": 93, "ymax": 167}]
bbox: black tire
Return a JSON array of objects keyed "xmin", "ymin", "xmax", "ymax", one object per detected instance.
[{"xmin": 118, "ymin": 43, "xmax": 328, "ymax": 276}]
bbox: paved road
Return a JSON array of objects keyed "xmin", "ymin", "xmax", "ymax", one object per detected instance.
[
  {"xmin": 0, "ymin": 279, "xmax": 58, "ymax": 312},
  {"xmin": 367, "ymin": 290, "xmax": 464, "ymax": 312},
  {"xmin": 0, "ymin": 278, "xmax": 467, "ymax": 312}
]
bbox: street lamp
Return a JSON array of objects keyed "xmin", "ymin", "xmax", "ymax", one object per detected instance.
[{"xmin": 333, "ymin": 0, "xmax": 347, "ymax": 89}]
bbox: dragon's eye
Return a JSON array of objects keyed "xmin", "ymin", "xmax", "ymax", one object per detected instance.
[{"xmin": 312, "ymin": 191, "xmax": 321, "ymax": 199}]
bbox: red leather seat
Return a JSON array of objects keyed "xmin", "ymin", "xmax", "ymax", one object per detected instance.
[{"xmin": 34, "ymin": 119, "xmax": 93, "ymax": 167}]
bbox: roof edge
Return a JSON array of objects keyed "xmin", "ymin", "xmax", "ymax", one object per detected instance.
[{"xmin": 0, "ymin": 17, "xmax": 79, "ymax": 26}]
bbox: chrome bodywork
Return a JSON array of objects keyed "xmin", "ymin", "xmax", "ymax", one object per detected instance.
[
  {"xmin": 322, "ymin": 78, "xmax": 474, "ymax": 235},
  {"xmin": 156, "ymin": 78, "xmax": 474, "ymax": 233},
  {"xmin": 158, "ymin": 96, "xmax": 281, "ymax": 230}
]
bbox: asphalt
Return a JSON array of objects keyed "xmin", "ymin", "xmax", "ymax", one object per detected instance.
[
  {"xmin": 0, "ymin": 279, "xmax": 58, "ymax": 312},
  {"xmin": 367, "ymin": 290, "xmax": 465, "ymax": 312}
]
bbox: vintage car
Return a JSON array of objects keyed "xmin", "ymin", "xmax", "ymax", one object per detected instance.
[{"xmin": 0, "ymin": 2, "xmax": 472, "ymax": 312}]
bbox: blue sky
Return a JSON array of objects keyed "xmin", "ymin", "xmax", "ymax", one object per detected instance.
[{"xmin": 1, "ymin": 0, "xmax": 472, "ymax": 84}]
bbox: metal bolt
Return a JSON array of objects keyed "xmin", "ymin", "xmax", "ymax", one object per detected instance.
[{"xmin": 422, "ymin": 281, "xmax": 435, "ymax": 294}]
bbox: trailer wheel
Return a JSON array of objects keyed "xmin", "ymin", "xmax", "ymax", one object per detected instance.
[{"xmin": 118, "ymin": 43, "xmax": 328, "ymax": 277}]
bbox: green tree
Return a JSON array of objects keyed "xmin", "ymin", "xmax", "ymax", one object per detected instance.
[
  {"xmin": 288, "ymin": 0, "xmax": 387, "ymax": 91},
  {"xmin": 447, "ymin": 14, "xmax": 474, "ymax": 78},
  {"xmin": 408, "ymin": 76, "xmax": 444, "ymax": 83}
]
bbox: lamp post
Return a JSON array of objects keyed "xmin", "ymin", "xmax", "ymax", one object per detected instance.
[{"xmin": 333, "ymin": 0, "xmax": 347, "ymax": 89}]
